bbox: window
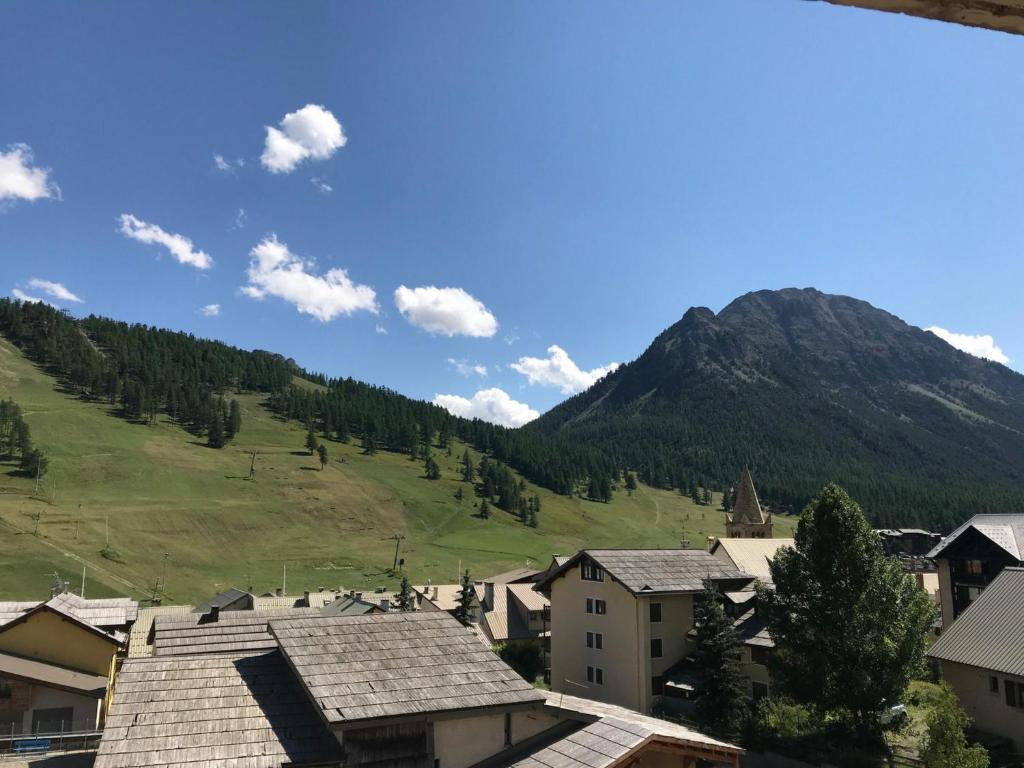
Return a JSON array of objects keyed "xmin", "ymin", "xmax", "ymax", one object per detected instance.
[
  {"xmin": 1005, "ymin": 680, "xmax": 1023, "ymax": 708},
  {"xmin": 649, "ymin": 602, "xmax": 662, "ymax": 623},
  {"xmin": 581, "ymin": 561, "xmax": 604, "ymax": 581},
  {"xmin": 751, "ymin": 646, "xmax": 771, "ymax": 666},
  {"xmin": 652, "ymin": 676, "xmax": 665, "ymax": 695},
  {"xmin": 504, "ymin": 712, "xmax": 512, "ymax": 747},
  {"xmin": 586, "ymin": 598, "xmax": 606, "ymax": 615},
  {"xmin": 965, "ymin": 559, "xmax": 984, "ymax": 576},
  {"xmin": 586, "ymin": 631, "xmax": 604, "ymax": 649},
  {"xmin": 651, "ymin": 638, "xmax": 663, "ymax": 658},
  {"xmin": 587, "ymin": 666, "xmax": 604, "ymax": 685},
  {"xmin": 990, "ymin": 676, "xmax": 999, "ymax": 694}
]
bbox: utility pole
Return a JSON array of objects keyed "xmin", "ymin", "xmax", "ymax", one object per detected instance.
[
  {"xmin": 282, "ymin": 564, "xmax": 287, "ymax": 595},
  {"xmin": 249, "ymin": 451, "xmax": 257, "ymax": 480},
  {"xmin": 390, "ymin": 533, "xmax": 406, "ymax": 572},
  {"xmin": 81, "ymin": 567, "xmax": 86, "ymax": 598}
]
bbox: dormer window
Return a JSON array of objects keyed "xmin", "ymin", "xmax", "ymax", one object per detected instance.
[{"xmin": 581, "ymin": 561, "xmax": 604, "ymax": 582}]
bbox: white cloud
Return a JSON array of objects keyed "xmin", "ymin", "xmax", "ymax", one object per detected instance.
[
  {"xmin": 27, "ymin": 278, "xmax": 82, "ymax": 303},
  {"xmin": 394, "ymin": 285, "xmax": 497, "ymax": 338},
  {"xmin": 261, "ymin": 104, "xmax": 346, "ymax": 174},
  {"xmin": 511, "ymin": 345, "xmax": 619, "ymax": 394},
  {"xmin": 200, "ymin": 303, "xmax": 221, "ymax": 317},
  {"xmin": 448, "ymin": 358, "xmax": 488, "ymax": 377},
  {"xmin": 11, "ymin": 288, "xmax": 55, "ymax": 307},
  {"xmin": 242, "ymin": 235, "xmax": 377, "ymax": 322},
  {"xmin": 375, "ymin": 324, "xmax": 388, "ymax": 335},
  {"xmin": 118, "ymin": 214, "xmax": 213, "ymax": 270},
  {"xmin": 433, "ymin": 388, "xmax": 539, "ymax": 428},
  {"xmin": 232, "ymin": 208, "xmax": 247, "ymax": 230},
  {"xmin": 311, "ymin": 177, "xmax": 333, "ymax": 194},
  {"xmin": 0, "ymin": 144, "xmax": 60, "ymax": 203},
  {"xmin": 927, "ymin": 326, "xmax": 1010, "ymax": 365}
]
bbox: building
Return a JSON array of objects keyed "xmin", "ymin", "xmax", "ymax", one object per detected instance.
[
  {"xmin": 536, "ymin": 549, "xmax": 753, "ymax": 713},
  {"xmin": 0, "ymin": 597, "xmax": 125, "ymax": 736},
  {"xmin": 725, "ymin": 468, "xmax": 773, "ymax": 539},
  {"xmin": 416, "ymin": 583, "xmax": 479, "ymax": 621},
  {"xmin": 928, "ymin": 567, "xmax": 1024, "ymax": 754},
  {"xmin": 709, "ymin": 538, "xmax": 795, "ymax": 584},
  {"xmin": 876, "ymin": 528, "xmax": 942, "ymax": 557},
  {"xmin": 926, "ymin": 514, "xmax": 1024, "ymax": 629},
  {"xmin": 476, "ymin": 581, "xmax": 550, "ymax": 650},
  {"xmin": 95, "ymin": 611, "xmax": 742, "ymax": 768}
]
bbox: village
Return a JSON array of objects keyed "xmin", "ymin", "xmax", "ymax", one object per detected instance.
[{"xmin": 0, "ymin": 471, "xmax": 1020, "ymax": 768}]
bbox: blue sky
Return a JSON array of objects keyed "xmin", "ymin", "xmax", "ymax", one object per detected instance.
[{"xmin": 3, "ymin": 1, "xmax": 1024, "ymax": 425}]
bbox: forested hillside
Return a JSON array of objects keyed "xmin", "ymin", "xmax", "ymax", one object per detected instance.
[{"xmin": 529, "ymin": 288, "xmax": 1024, "ymax": 530}]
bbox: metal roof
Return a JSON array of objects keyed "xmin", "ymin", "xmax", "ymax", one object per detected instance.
[
  {"xmin": 537, "ymin": 549, "xmax": 753, "ymax": 595},
  {"xmin": 269, "ymin": 611, "xmax": 544, "ymax": 727},
  {"xmin": 710, "ymin": 538, "xmax": 795, "ymax": 584},
  {"xmin": 926, "ymin": 514, "xmax": 1024, "ymax": 560},
  {"xmin": 0, "ymin": 651, "xmax": 108, "ymax": 696},
  {"xmin": 95, "ymin": 651, "xmax": 343, "ymax": 768},
  {"xmin": 929, "ymin": 567, "xmax": 1024, "ymax": 677}
]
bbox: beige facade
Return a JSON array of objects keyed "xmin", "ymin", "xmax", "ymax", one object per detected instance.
[
  {"xmin": 936, "ymin": 558, "xmax": 955, "ymax": 630},
  {"xmin": 940, "ymin": 661, "xmax": 1024, "ymax": 753},
  {"xmin": 432, "ymin": 709, "xmax": 560, "ymax": 768}
]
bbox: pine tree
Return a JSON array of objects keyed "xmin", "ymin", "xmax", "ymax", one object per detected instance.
[
  {"xmin": 227, "ymin": 399, "xmax": 242, "ymax": 439},
  {"xmin": 454, "ymin": 570, "xmax": 474, "ymax": 626},
  {"xmin": 625, "ymin": 472, "xmax": 637, "ymax": 494},
  {"xmin": 207, "ymin": 411, "xmax": 225, "ymax": 448},
  {"xmin": 317, "ymin": 443, "xmax": 328, "ymax": 470},
  {"xmin": 397, "ymin": 576, "xmax": 415, "ymax": 612},
  {"xmin": 461, "ymin": 449, "xmax": 474, "ymax": 482},
  {"xmin": 305, "ymin": 423, "xmax": 318, "ymax": 455},
  {"xmin": 693, "ymin": 581, "xmax": 747, "ymax": 738},
  {"xmin": 479, "ymin": 498, "xmax": 490, "ymax": 519},
  {"xmin": 424, "ymin": 451, "xmax": 441, "ymax": 480}
]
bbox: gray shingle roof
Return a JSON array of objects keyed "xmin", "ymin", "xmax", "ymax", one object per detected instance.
[
  {"xmin": 508, "ymin": 717, "xmax": 650, "ymax": 768},
  {"xmin": 153, "ymin": 608, "xmax": 319, "ymax": 656},
  {"xmin": 927, "ymin": 514, "xmax": 1024, "ymax": 560},
  {"xmin": 0, "ymin": 593, "xmax": 138, "ymax": 632},
  {"xmin": 94, "ymin": 651, "xmax": 343, "ymax": 768},
  {"xmin": 0, "ymin": 651, "xmax": 108, "ymax": 696},
  {"xmin": 929, "ymin": 567, "xmax": 1024, "ymax": 676},
  {"xmin": 270, "ymin": 611, "xmax": 544, "ymax": 726},
  {"xmin": 319, "ymin": 596, "xmax": 383, "ymax": 616},
  {"xmin": 538, "ymin": 549, "xmax": 753, "ymax": 595}
]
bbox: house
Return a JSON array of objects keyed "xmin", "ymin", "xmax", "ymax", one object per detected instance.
[
  {"xmin": 928, "ymin": 567, "xmax": 1024, "ymax": 753},
  {"xmin": 95, "ymin": 611, "xmax": 742, "ymax": 768},
  {"xmin": 0, "ymin": 591, "xmax": 137, "ymax": 637},
  {"xmin": 876, "ymin": 528, "xmax": 942, "ymax": 557},
  {"xmin": 709, "ymin": 538, "xmax": 795, "ymax": 584},
  {"xmin": 319, "ymin": 595, "xmax": 386, "ymax": 616},
  {"xmin": 476, "ymin": 581, "xmax": 550, "ymax": 650},
  {"xmin": 0, "ymin": 597, "xmax": 124, "ymax": 736},
  {"xmin": 926, "ymin": 514, "xmax": 1024, "ymax": 629},
  {"xmin": 150, "ymin": 606, "xmax": 318, "ymax": 656},
  {"xmin": 536, "ymin": 549, "xmax": 753, "ymax": 713},
  {"xmin": 416, "ymin": 583, "xmax": 479, "ymax": 621},
  {"xmin": 725, "ymin": 468, "xmax": 773, "ymax": 539}
]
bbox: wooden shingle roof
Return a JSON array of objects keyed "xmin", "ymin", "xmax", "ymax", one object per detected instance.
[
  {"xmin": 270, "ymin": 612, "xmax": 544, "ymax": 726},
  {"xmin": 153, "ymin": 608, "xmax": 318, "ymax": 657},
  {"xmin": 94, "ymin": 651, "xmax": 343, "ymax": 768}
]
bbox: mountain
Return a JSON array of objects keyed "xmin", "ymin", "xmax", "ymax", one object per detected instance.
[{"xmin": 528, "ymin": 288, "xmax": 1024, "ymax": 529}]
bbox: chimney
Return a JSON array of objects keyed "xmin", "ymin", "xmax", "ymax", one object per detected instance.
[
  {"xmin": 275, "ymin": 587, "xmax": 283, "ymax": 598},
  {"xmin": 354, "ymin": 592, "xmax": 363, "ymax": 601},
  {"xmin": 209, "ymin": 605, "xmax": 220, "ymax": 623},
  {"xmin": 381, "ymin": 599, "xmax": 391, "ymax": 611},
  {"xmin": 432, "ymin": 586, "xmax": 439, "ymax": 600},
  {"xmin": 303, "ymin": 590, "xmax": 310, "ymax": 606},
  {"xmin": 707, "ymin": 536, "xmax": 717, "ymax": 552},
  {"xmin": 484, "ymin": 581, "xmax": 494, "ymax": 611}
]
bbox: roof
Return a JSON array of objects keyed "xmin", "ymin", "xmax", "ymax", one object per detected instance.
[
  {"xmin": 0, "ymin": 651, "xmax": 108, "ymax": 696},
  {"xmin": 711, "ymin": 538, "xmax": 794, "ymax": 583},
  {"xmin": 415, "ymin": 583, "xmax": 471, "ymax": 612},
  {"xmin": 929, "ymin": 567, "xmax": 1024, "ymax": 677},
  {"xmin": 192, "ymin": 586, "xmax": 252, "ymax": 614},
  {"xmin": 926, "ymin": 514, "xmax": 1024, "ymax": 560},
  {"xmin": 733, "ymin": 609, "xmax": 774, "ymax": 648},
  {"xmin": 0, "ymin": 600, "xmax": 39, "ymax": 627},
  {"xmin": 269, "ymin": 611, "xmax": 544, "ymax": 727},
  {"xmin": 818, "ymin": 0, "xmax": 1024, "ymax": 37},
  {"xmin": 94, "ymin": 651, "xmax": 343, "ymax": 768},
  {"xmin": 507, "ymin": 582, "xmax": 549, "ymax": 613},
  {"xmin": 731, "ymin": 467, "xmax": 768, "ymax": 525},
  {"xmin": 484, "ymin": 567, "xmax": 541, "ymax": 584},
  {"xmin": 126, "ymin": 604, "xmax": 194, "ymax": 658},
  {"xmin": 537, "ymin": 549, "xmax": 753, "ymax": 595},
  {"xmin": 506, "ymin": 717, "xmax": 652, "ymax": 768},
  {"xmin": 153, "ymin": 607, "xmax": 319, "ymax": 656},
  {"xmin": 478, "ymin": 584, "xmax": 528, "ymax": 643},
  {"xmin": 319, "ymin": 596, "xmax": 385, "ymax": 616},
  {"xmin": 0, "ymin": 593, "xmax": 138, "ymax": 630},
  {"xmin": 0, "ymin": 599, "xmax": 123, "ymax": 646}
]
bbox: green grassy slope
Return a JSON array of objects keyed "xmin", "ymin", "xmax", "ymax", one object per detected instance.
[{"xmin": 0, "ymin": 337, "xmax": 794, "ymax": 603}]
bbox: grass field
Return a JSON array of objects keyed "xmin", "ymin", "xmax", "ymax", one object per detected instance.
[{"xmin": 0, "ymin": 336, "xmax": 795, "ymax": 603}]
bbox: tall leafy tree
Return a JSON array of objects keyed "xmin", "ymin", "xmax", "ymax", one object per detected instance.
[
  {"xmin": 758, "ymin": 483, "xmax": 936, "ymax": 732},
  {"xmin": 920, "ymin": 683, "xmax": 989, "ymax": 768},
  {"xmin": 692, "ymin": 580, "xmax": 747, "ymax": 738}
]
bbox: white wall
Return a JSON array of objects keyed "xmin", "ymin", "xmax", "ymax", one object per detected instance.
[
  {"xmin": 432, "ymin": 708, "xmax": 559, "ymax": 768},
  {"xmin": 941, "ymin": 661, "xmax": 1024, "ymax": 753}
]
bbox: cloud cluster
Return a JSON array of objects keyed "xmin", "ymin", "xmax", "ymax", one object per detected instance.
[
  {"xmin": 200, "ymin": 303, "xmax": 220, "ymax": 317},
  {"xmin": 242, "ymin": 235, "xmax": 378, "ymax": 322},
  {"xmin": 0, "ymin": 144, "xmax": 60, "ymax": 204},
  {"xmin": 119, "ymin": 214, "xmax": 213, "ymax": 270},
  {"xmin": 11, "ymin": 288, "xmax": 54, "ymax": 306},
  {"xmin": 311, "ymin": 177, "xmax": 333, "ymax": 194},
  {"xmin": 261, "ymin": 105, "xmax": 346, "ymax": 174},
  {"xmin": 511, "ymin": 345, "xmax": 619, "ymax": 394},
  {"xmin": 448, "ymin": 358, "xmax": 487, "ymax": 377},
  {"xmin": 433, "ymin": 388, "xmax": 539, "ymax": 428},
  {"xmin": 927, "ymin": 326, "xmax": 1010, "ymax": 365},
  {"xmin": 213, "ymin": 154, "xmax": 244, "ymax": 173},
  {"xmin": 394, "ymin": 285, "xmax": 498, "ymax": 338},
  {"xmin": 28, "ymin": 278, "xmax": 81, "ymax": 303}
]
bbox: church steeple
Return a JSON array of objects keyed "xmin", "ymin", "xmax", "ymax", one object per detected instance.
[{"xmin": 725, "ymin": 467, "xmax": 773, "ymax": 538}]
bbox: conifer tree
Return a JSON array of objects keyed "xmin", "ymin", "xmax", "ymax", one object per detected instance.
[
  {"xmin": 454, "ymin": 569, "xmax": 474, "ymax": 626},
  {"xmin": 317, "ymin": 443, "xmax": 328, "ymax": 470},
  {"xmin": 397, "ymin": 576, "xmax": 415, "ymax": 612},
  {"xmin": 207, "ymin": 411, "xmax": 225, "ymax": 448},
  {"xmin": 479, "ymin": 498, "xmax": 490, "ymax": 519},
  {"xmin": 625, "ymin": 472, "xmax": 637, "ymax": 494},
  {"xmin": 461, "ymin": 449, "xmax": 474, "ymax": 482},
  {"xmin": 424, "ymin": 451, "xmax": 441, "ymax": 480},
  {"xmin": 305, "ymin": 423, "xmax": 318, "ymax": 455},
  {"xmin": 227, "ymin": 399, "xmax": 242, "ymax": 439},
  {"xmin": 693, "ymin": 581, "xmax": 747, "ymax": 738}
]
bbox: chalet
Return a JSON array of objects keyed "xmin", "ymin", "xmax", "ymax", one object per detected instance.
[
  {"xmin": 926, "ymin": 514, "xmax": 1024, "ymax": 629},
  {"xmin": 95, "ymin": 611, "xmax": 742, "ymax": 768},
  {"xmin": 536, "ymin": 549, "xmax": 753, "ymax": 713},
  {"xmin": 928, "ymin": 567, "xmax": 1024, "ymax": 754}
]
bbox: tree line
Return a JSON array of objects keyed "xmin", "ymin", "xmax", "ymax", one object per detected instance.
[{"xmin": 0, "ymin": 398, "xmax": 48, "ymax": 479}]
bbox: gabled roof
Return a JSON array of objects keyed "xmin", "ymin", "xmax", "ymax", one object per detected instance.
[
  {"xmin": 126, "ymin": 604, "xmax": 194, "ymax": 658},
  {"xmin": 95, "ymin": 651, "xmax": 343, "ymax": 768},
  {"xmin": 270, "ymin": 611, "xmax": 544, "ymax": 727},
  {"xmin": 192, "ymin": 586, "xmax": 252, "ymax": 614},
  {"xmin": 319, "ymin": 596, "xmax": 385, "ymax": 616},
  {"xmin": 730, "ymin": 467, "xmax": 768, "ymax": 525},
  {"xmin": 507, "ymin": 582, "xmax": 549, "ymax": 613},
  {"xmin": 536, "ymin": 549, "xmax": 753, "ymax": 595},
  {"xmin": 153, "ymin": 607, "xmax": 318, "ymax": 656},
  {"xmin": 0, "ymin": 651, "xmax": 108, "ymax": 697},
  {"xmin": 926, "ymin": 514, "xmax": 1024, "ymax": 560},
  {"xmin": 929, "ymin": 567, "xmax": 1024, "ymax": 677},
  {"xmin": 484, "ymin": 567, "xmax": 541, "ymax": 584},
  {"xmin": 415, "ymin": 583, "xmax": 468, "ymax": 612},
  {"xmin": 710, "ymin": 538, "xmax": 794, "ymax": 583},
  {"xmin": 0, "ymin": 593, "xmax": 137, "ymax": 631},
  {"xmin": 0, "ymin": 600, "xmax": 122, "ymax": 646}
]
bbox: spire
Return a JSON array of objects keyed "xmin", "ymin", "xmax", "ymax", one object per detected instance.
[{"xmin": 731, "ymin": 466, "xmax": 766, "ymax": 525}]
